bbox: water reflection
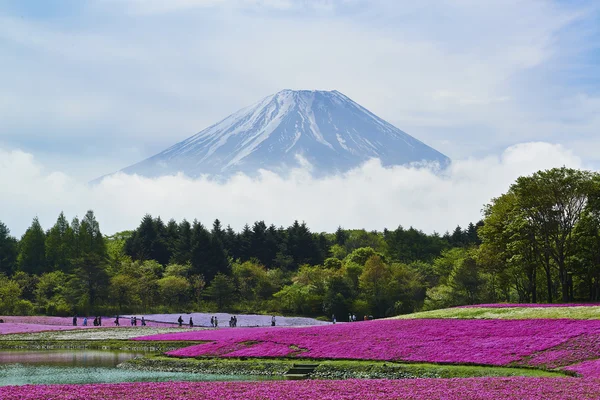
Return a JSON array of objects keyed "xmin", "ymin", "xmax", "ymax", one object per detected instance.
[
  {"xmin": 0, "ymin": 350, "xmax": 145, "ymax": 367},
  {"xmin": 0, "ymin": 350, "xmax": 283, "ymax": 386}
]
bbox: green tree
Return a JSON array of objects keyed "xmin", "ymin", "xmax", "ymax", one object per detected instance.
[
  {"xmin": 0, "ymin": 221, "xmax": 18, "ymax": 275},
  {"xmin": 18, "ymin": 217, "xmax": 47, "ymax": 275},
  {"xmin": 206, "ymin": 273, "xmax": 235, "ymax": 310},
  {"xmin": 109, "ymin": 274, "xmax": 140, "ymax": 312},
  {"xmin": 359, "ymin": 255, "xmax": 392, "ymax": 317},
  {"xmin": 157, "ymin": 275, "xmax": 190, "ymax": 310},
  {"xmin": 507, "ymin": 167, "xmax": 595, "ymax": 301},
  {"xmin": 0, "ymin": 275, "xmax": 22, "ymax": 314},
  {"xmin": 45, "ymin": 212, "xmax": 74, "ymax": 272}
]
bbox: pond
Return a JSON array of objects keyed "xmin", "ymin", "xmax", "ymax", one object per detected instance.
[{"xmin": 0, "ymin": 350, "xmax": 281, "ymax": 386}]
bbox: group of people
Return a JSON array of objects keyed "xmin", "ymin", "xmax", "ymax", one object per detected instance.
[
  {"xmin": 113, "ymin": 315, "xmax": 146, "ymax": 326},
  {"xmin": 73, "ymin": 316, "xmax": 102, "ymax": 326},
  {"xmin": 72, "ymin": 313, "xmax": 284, "ymax": 328},
  {"xmin": 177, "ymin": 316, "xmax": 195, "ymax": 327}
]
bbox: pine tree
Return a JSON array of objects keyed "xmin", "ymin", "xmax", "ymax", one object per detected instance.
[
  {"xmin": 45, "ymin": 212, "xmax": 74, "ymax": 272},
  {"xmin": 18, "ymin": 217, "xmax": 47, "ymax": 275},
  {"xmin": 0, "ymin": 221, "xmax": 18, "ymax": 275}
]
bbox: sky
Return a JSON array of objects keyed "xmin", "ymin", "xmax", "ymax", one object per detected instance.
[{"xmin": 1, "ymin": 0, "xmax": 599, "ymax": 237}]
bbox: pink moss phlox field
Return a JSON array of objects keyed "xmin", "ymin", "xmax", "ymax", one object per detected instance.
[
  {"xmin": 459, "ymin": 303, "xmax": 600, "ymax": 308},
  {"xmin": 523, "ymin": 334, "xmax": 600, "ymax": 368},
  {"xmin": 135, "ymin": 319, "xmax": 600, "ymax": 365},
  {"xmin": 2, "ymin": 378, "xmax": 600, "ymax": 400},
  {"xmin": 563, "ymin": 359, "xmax": 600, "ymax": 377}
]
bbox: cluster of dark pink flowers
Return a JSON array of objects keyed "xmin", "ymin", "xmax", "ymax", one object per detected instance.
[
  {"xmin": 135, "ymin": 319, "xmax": 600, "ymax": 367},
  {"xmin": 1, "ymin": 377, "xmax": 600, "ymax": 399},
  {"xmin": 523, "ymin": 333, "xmax": 600, "ymax": 369},
  {"xmin": 564, "ymin": 359, "xmax": 600, "ymax": 377}
]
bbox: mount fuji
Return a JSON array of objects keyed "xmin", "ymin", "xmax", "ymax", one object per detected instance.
[{"xmin": 115, "ymin": 90, "xmax": 450, "ymax": 179}]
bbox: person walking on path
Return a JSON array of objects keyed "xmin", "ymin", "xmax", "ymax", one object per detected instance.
[
  {"xmin": 178, "ymin": 315, "xmax": 183, "ymax": 327},
  {"xmin": 83, "ymin": 317, "xmax": 88, "ymax": 326},
  {"xmin": 141, "ymin": 316, "xmax": 146, "ymax": 326},
  {"xmin": 72, "ymin": 315, "xmax": 77, "ymax": 326},
  {"xmin": 114, "ymin": 315, "xmax": 120, "ymax": 326},
  {"xmin": 189, "ymin": 317, "xmax": 194, "ymax": 328}
]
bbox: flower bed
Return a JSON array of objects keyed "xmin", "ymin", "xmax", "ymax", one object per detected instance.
[
  {"xmin": 135, "ymin": 319, "xmax": 600, "ymax": 366},
  {"xmin": 459, "ymin": 304, "xmax": 600, "ymax": 308},
  {"xmin": 523, "ymin": 334, "xmax": 600, "ymax": 368},
  {"xmin": 0, "ymin": 377, "xmax": 599, "ymax": 399},
  {"xmin": 563, "ymin": 359, "xmax": 600, "ymax": 378}
]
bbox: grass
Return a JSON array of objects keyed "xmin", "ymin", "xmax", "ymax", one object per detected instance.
[
  {"xmin": 121, "ymin": 355, "xmax": 568, "ymax": 379},
  {"xmin": 0, "ymin": 339, "xmax": 204, "ymax": 352},
  {"xmin": 395, "ymin": 306, "xmax": 600, "ymax": 320}
]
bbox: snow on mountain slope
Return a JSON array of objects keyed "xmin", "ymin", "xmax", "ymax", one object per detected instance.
[{"xmin": 117, "ymin": 90, "xmax": 450, "ymax": 178}]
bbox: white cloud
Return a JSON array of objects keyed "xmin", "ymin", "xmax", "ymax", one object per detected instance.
[{"xmin": 0, "ymin": 142, "xmax": 586, "ymax": 238}]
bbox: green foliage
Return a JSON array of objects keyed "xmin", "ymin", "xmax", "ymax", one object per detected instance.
[
  {"xmin": 0, "ymin": 222, "xmax": 18, "ymax": 275},
  {"xmin": 157, "ymin": 275, "xmax": 191, "ymax": 311},
  {"xmin": 206, "ymin": 273, "xmax": 235, "ymax": 310},
  {"xmin": 18, "ymin": 217, "xmax": 47, "ymax": 275},
  {"xmin": 0, "ymin": 275, "xmax": 22, "ymax": 314}
]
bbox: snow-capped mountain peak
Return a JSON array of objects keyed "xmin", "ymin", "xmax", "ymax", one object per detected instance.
[{"xmin": 116, "ymin": 89, "xmax": 450, "ymax": 178}]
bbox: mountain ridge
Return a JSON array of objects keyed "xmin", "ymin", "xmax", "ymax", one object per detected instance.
[{"xmin": 111, "ymin": 89, "xmax": 450, "ymax": 179}]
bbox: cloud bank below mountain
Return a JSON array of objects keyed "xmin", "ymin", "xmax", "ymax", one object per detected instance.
[{"xmin": 0, "ymin": 142, "xmax": 585, "ymax": 237}]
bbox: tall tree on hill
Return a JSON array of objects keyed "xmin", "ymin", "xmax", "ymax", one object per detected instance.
[
  {"xmin": 512, "ymin": 167, "xmax": 595, "ymax": 302},
  {"xmin": 450, "ymin": 226, "xmax": 465, "ymax": 247},
  {"xmin": 251, "ymin": 221, "xmax": 269, "ymax": 265},
  {"xmin": 152, "ymin": 217, "xmax": 171, "ymax": 265},
  {"xmin": 165, "ymin": 218, "xmax": 180, "ymax": 262},
  {"xmin": 222, "ymin": 225, "xmax": 237, "ymax": 259},
  {"xmin": 172, "ymin": 219, "xmax": 192, "ymax": 265},
  {"xmin": 238, "ymin": 224, "xmax": 253, "ymax": 261},
  {"xmin": 334, "ymin": 226, "xmax": 347, "ymax": 246},
  {"xmin": 211, "ymin": 219, "xmax": 225, "ymax": 243},
  {"xmin": 0, "ymin": 221, "xmax": 18, "ymax": 276},
  {"xmin": 286, "ymin": 221, "xmax": 320, "ymax": 268},
  {"xmin": 18, "ymin": 217, "xmax": 47, "ymax": 275},
  {"xmin": 70, "ymin": 217, "xmax": 81, "ymax": 258},
  {"xmin": 190, "ymin": 221, "xmax": 211, "ymax": 277},
  {"xmin": 72, "ymin": 210, "xmax": 108, "ymax": 313},
  {"xmin": 45, "ymin": 212, "xmax": 75, "ymax": 273}
]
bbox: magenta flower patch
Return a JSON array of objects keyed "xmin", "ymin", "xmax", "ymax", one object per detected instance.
[
  {"xmin": 134, "ymin": 319, "xmax": 600, "ymax": 366},
  {"xmin": 1, "ymin": 377, "xmax": 600, "ymax": 399}
]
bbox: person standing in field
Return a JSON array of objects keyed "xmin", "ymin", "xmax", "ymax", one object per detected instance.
[
  {"xmin": 178, "ymin": 315, "xmax": 183, "ymax": 327},
  {"xmin": 141, "ymin": 316, "xmax": 146, "ymax": 326},
  {"xmin": 83, "ymin": 317, "xmax": 87, "ymax": 326},
  {"xmin": 189, "ymin": 317, "xmax": 193, "ymax": 328},
  {"xmin": 114, "ymin": 315, "xmax": 120, "ymax": 326},
  {"xmin": 72, "ymin": 315, "xmax": 77, "ymax": 326}
]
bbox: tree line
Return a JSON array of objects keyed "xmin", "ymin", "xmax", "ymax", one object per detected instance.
[{"xmin": 1, "ymin": 167, "xmax": 599, "ymax": 318}]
